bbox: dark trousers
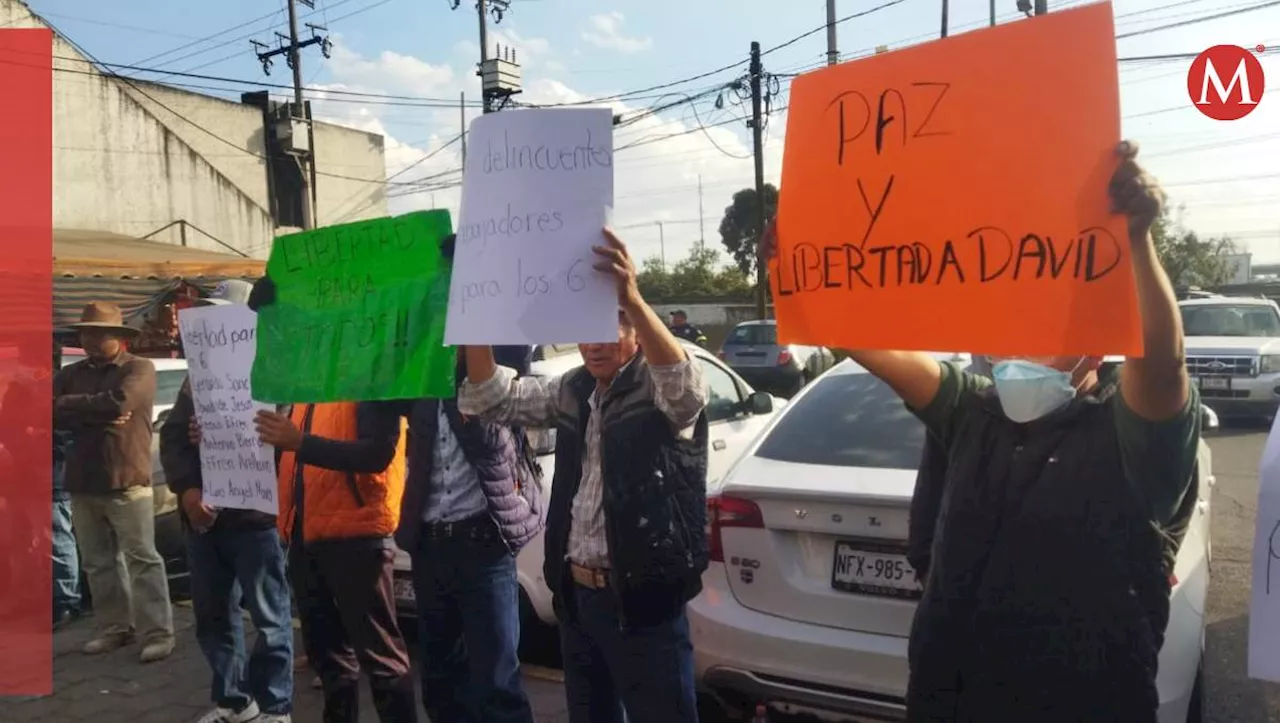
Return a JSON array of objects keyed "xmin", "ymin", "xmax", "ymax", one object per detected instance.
[
  {"xmin": 52, "ymin": 496, "xmax": 81, "ymax": 617},
  {"xmin": 412, "ymin": 532, "xmax": 533, "ymax": 723},
  {"xmin": 560, "ymin": 585, "xmax": 698, "ymax": 723},
  {"xmin": 188, "ymin": 526, "xmax": 294, "ymax": 715},
  {"xmin": 290, "ymin": 541, "xmax": 417, "ymax": 723}
]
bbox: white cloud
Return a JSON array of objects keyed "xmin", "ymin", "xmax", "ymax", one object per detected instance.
[
  {"xmin": 306, "ymin": 34, "xmax": 782, "ymax": 266},
  {"xmin": 581, "ymin": 12, "xmax": 652, "ymax": 54},
  {"xmin": 325, "ymin": 41, "xmax": 454, "ymax": 94}
]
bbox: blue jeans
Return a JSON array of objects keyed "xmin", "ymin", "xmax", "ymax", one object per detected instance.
[
  {"xmin": 560, "ymin": 586, "xmax": 698, "ymax": 723},
  {"xmin": 188, "ymin": 526, "xmax": 294, "ymax": 715},
  {"xmin": 412, "ymin": 533, "xmax": 533, "ymax": 723},
  {"xmin": 52, "ymin": 497, "xmax": 81, "ymax": 618}
]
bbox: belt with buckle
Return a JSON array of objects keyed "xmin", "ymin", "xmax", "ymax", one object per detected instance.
[
  {"xmin": 422, "ymin": 513, "xmax": 495, "ymax": 541},
  {"xmin": 569, "ymin": 563, "xmax": 611, "ymax": 590}
]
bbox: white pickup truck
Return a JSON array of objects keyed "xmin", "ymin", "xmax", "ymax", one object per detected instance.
[{"xmin": 1179, "ymin": 295, "xmax": 1280, "ymax": 419}]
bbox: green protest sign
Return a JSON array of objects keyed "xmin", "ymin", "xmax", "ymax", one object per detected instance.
[{"xmin": 251, "ymin": 210, "xmax": 456, "ymax": 402}]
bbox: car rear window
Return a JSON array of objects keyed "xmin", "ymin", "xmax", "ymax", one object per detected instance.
[
  {"xmin": 725, "ymin": 324, "xmax": 777, "ymax": 346},
  {"xmin": 1180, "ymin": 304, "xmax": 1280, "ymax": 337},
  {"xmin": 754, "ymin": 372, "xmax": 926, "ymax": 469}
]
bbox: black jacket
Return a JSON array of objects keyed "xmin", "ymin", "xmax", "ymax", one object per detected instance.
[
  {"xmin": 545, "ymin": 356, "xmax": 710, "ymax": 629},
  {"xmin": 905, "ymin": 376, "xmax": 1193, "ymax": 722}
]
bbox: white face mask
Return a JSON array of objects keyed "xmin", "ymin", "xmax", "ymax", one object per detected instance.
[{"xmin": 990, "ymin": 358, "xmax": 1086, "ymax": 423}]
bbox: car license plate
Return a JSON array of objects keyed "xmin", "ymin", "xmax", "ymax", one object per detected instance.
[
  {"xmin": 1201, "ymin": 377, "xmax": 1230, "ymax": 390},
  {"xmin": 393, "ymin": 576, "xmax": 415, "ymax": 606},
  {"xmin": 831, "ymin": 540, "xmax": 922, "ymax": 599}
]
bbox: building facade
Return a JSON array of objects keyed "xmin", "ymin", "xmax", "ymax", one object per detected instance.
[{"xmin": 4, "ymin": 0, "xmax": 388, "ymax": 259}]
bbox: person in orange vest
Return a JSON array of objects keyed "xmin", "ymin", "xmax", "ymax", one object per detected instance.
[
  {"xmin": 248, "ymin": 273, "xmax": 416, "ymax": 723},
  {"xmin": 254, "ymin": 401, "xmax": 415, "ymax": 723}
]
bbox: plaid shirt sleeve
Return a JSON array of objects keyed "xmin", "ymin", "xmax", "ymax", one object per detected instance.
[
  {"xmin": 647, "ymin": 354, "xmax": 709, "ymax": 432},
  {"xmin": 459, "ymin": 365, "xmax": 563, "ymax": 428}
]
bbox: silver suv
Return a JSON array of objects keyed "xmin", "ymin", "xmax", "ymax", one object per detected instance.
[{"xmin": 1180, "ymin": 296, "xmax": 1280, "ymax": 418}]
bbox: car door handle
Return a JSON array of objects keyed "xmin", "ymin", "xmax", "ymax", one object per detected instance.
[{"xmin": 712, "ymin": 439, "xmax": 727, "ymax": 451}]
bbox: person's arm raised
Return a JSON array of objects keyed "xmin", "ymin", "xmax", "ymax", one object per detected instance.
[
  {"xmin": 594, "ymin": 227, "xmax": 687, "ymax": 367},
  {"xmin": 1111, "ymin": 141, "xmax": 1190, "ymax": 421},
  {"xmin": 757, "ymin": 220, "xmax": 943, "ymax": 410},
  {"xmin": 459, "ymin": 345, "xmax": 561, "ymax": 428}
]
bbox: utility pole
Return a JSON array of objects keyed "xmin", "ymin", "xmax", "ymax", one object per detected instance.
[
  {"xmin": 477, "ymin": 0, "xmax": 491, "ymax": 112},
  {"xmin": 1017, "ymin": 0, "xmax": 1047, "ymax": 16},
  {"xmin": 698, "ymin": 174, "xmax": 706, "ymax": 250},
  {"xmin": 460, "ymin": 91, "xmax": 468, "ymax": 165},
  {"xmin": 941, "ymin": 0, "xmax": 950, "ymax": 37},
  {"xmin": 749, "ymin": 41, "xmax": 768, "ymax": 320},
  {"xmin": 252, "ymin": 0, "xmax": 331, "ymax": 230},
  {"xmin": 450, "ymin": 0, "xmax": 518, "ymax": 114},
  {"xmin": 825, "ymin": 0, "xmax": 838, "ymax": 65},
  {"xmin": 655, "ymin": 221, "xmax": 666, "ymax": 270},
  {"xmin": 990, "ymin": 0, "xmax": 996, "ymax": 25}
]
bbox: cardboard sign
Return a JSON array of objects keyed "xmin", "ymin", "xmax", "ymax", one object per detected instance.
[
  {"xmin": 445, "ymin": 108, "xmax": 618, "ymax": 345},
  {"xmin": 252, "ymin": 210, "xmax": 456, "ymax": 402},
  {"xmin": 179, "ymin": 305, "xmax": 278, "ymax": 515},
  {"xmin": 773, "ymin": 2, "xmax": 1140, "ymax": 356}
]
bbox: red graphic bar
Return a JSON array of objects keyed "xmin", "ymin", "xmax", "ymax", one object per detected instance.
[{"xmin": 0, "ymin": 28, "xmax": 53, "ymax": 697}]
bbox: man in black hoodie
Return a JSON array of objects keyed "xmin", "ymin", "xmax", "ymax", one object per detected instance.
[{"xmin": 160, "ymin": 279, "xmax": 294, "ymax": 723}]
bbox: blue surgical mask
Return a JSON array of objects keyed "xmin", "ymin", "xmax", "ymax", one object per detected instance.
[{"xmin": 991, "ymin": 359, "xmax": 1083, "ymax": 423}]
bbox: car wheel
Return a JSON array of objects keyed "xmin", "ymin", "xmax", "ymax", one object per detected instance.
[{"xmin": 1187, "ymin": 659, "xmax": 1205, "ymax": 723}]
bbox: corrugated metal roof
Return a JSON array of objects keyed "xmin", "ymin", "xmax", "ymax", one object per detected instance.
[
  {"xmin": 54, "ymin": 229, "xmax": 266, "ymax": 280},
  {"xmin": 49, "ymin": 229, "xmax": 264, "ymax": 327}
]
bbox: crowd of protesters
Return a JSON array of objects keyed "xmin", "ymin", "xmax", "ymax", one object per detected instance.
[{"xmin": 40, "ymin": 143, "xmax": 1202, "ymax": 723}]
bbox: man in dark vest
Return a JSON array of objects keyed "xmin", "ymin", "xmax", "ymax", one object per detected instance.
[
  {"xmin": 460, "ymin": 228, "xmax": 710, "ymax": 723},
  {"xmin": 764, "ymin": 142, "xmax": 1200, "ymax": 722},
  {"xmin": 393, "ymin": 343, "xmax": 544, "ymax": 723}
]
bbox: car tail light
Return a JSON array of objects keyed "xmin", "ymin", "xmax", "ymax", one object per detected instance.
[
  {"xmin": 707, "ymin": 495, "xmax": 764, "ymax": 563},
  {"xmin": 776, "ymin": 349, "xmax": 793, "ymax": 366}
]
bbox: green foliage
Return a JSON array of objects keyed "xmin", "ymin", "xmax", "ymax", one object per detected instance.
[
  {"xmin": 637, "ymin": 244, "xmax": 754, "ymax": 301},
  {"xmin": 1151, "ymin": 205, "xmax": 1238, "ymax": 288},
  {"xmin": 718, "ymin": 184, "xmax": 779, "ymax": 275}
]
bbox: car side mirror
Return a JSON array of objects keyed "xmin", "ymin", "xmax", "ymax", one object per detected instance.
[
  {"xmin": 746, "ymin": 391, "xmax": 774, "ymax": 416},
  {"xmin": 1200, "ymin": 404, "xmax": 1219, "ymax": 431},
  {"xmin": 528, "ymin": 428, "xmax": 557, "ymax": 457}
]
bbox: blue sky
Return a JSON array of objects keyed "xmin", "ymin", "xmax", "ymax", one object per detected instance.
[{"xmin": 28, "ymin": 0, "xmax": 1280, "ymax": 264}]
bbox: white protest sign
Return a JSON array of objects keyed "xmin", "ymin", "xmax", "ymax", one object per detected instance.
[
  {"xmin": 445, "ymin": 107, "xmax": 617, "ymax": 345},
  {"xmin": 178, "ymin": 305, "xmax": 278, "ymax": 515},
  {"xmin": 1249, "ymin": 412, "xmax": 1280, "ymax": 681}
]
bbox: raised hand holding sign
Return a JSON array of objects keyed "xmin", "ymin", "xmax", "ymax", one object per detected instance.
[{"xmin": 772, "ymin": 2, "xmax": 1138, "ymax": 358}]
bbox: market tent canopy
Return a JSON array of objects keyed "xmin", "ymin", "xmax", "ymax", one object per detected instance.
[{"xmin": 53, "ymin": 229, "xmax": 265, "ymax": 328}]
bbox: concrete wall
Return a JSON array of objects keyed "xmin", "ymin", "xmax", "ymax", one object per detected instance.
[
  {"xmin": 4, "ymin": 0, "xmax": 388, "ymax": 260},
  {"xmin": 313, "ymin": 120, "xmax": 388, "ymax": 226}
]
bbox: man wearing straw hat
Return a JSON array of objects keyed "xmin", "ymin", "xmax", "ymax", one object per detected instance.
[{"xmin": 54, "ymin": 301, "xmax": 175, "ymax": 663}]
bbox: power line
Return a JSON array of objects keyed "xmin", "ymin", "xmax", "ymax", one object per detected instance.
[
  {"xmin": 1116, "ymin": 0, "xmax": 1280, "ymax": 39},
  {"xmin": 134, "ymin": 0, "xmax": 363, "ymax": 73}
]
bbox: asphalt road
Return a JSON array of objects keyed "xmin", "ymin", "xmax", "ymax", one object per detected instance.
[{"xmin": 1203, "ymin": 421, "xmax": 1280, "ymax": 722}]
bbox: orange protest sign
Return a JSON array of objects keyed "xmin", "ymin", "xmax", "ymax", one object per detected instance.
[{"xmin": 772, "ymin": 2, "xmax": 1140, "ymax": 357}]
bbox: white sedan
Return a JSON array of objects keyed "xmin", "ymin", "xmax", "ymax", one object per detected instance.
[
  {"xmin": 691, "ymin": 355, "xmax": 1214, "ymax": 723},
  {"xmin": 392, "ymin": 342, "xmax": 787, "ymax": 632}
]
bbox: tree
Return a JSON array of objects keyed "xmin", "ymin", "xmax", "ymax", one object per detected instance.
[
  {"xmin": 635, "ymin": 244, "xmax": 754, "ymax": 301},
  {"xmin": 1151, "ymin": 205, "xmax": 1238, "ymax": 288},
  {"xmin": 718, "ymin": 183, "xmax": 779, "ymax": 276}
]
